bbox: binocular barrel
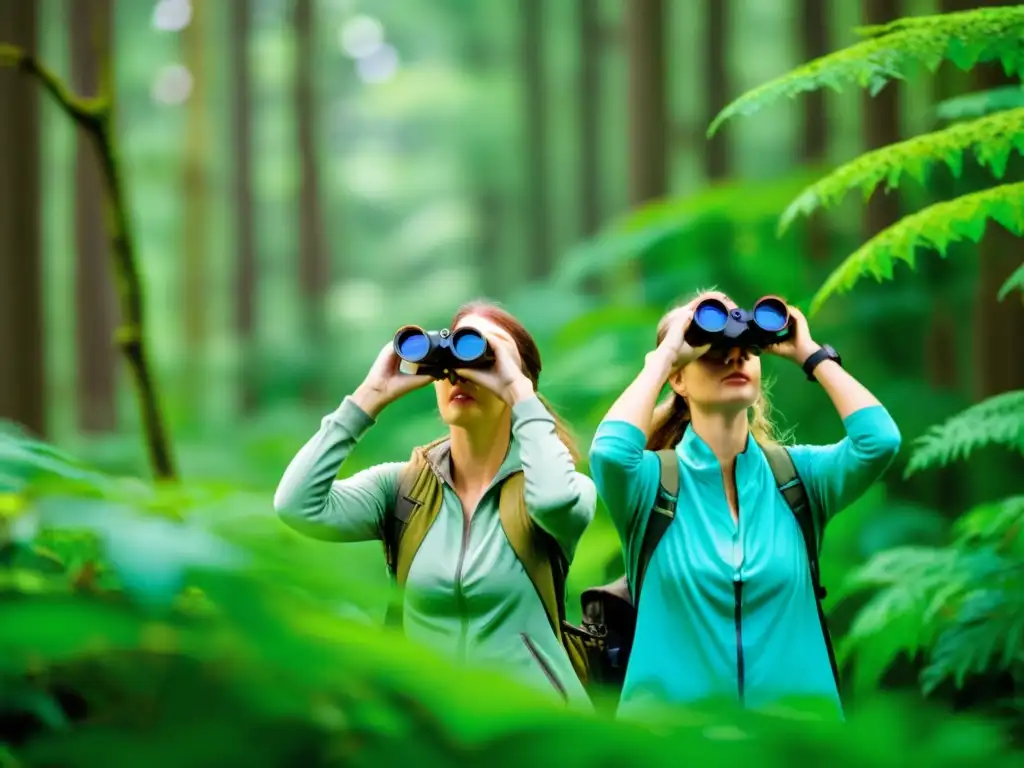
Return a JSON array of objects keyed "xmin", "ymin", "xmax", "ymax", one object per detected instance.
[
  {"xmin": 393, "ymin": 325, "xmax": 493, "ymax": 376},
  {"xmin": 685, "ymin": 295, "xmax": 793, "ymax": 348}
]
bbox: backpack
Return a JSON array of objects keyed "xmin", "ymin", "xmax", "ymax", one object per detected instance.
[
  {"xmin": 380, "ymin": 441, "xmax": 604, "ymax": 691},
  {"xmin": 576, "ymin": 444, "xmax": 841, "ymax": 695}
]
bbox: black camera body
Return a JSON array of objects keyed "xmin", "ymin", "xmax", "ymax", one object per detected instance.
[{"xmin": 392, "ymin": 325, "xmax": 494, "ymax": 379}]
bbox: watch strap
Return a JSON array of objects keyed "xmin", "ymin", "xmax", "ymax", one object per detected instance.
[{"xmin": 802, "ymin": 345, "xmax": 840, "ymax": 381}]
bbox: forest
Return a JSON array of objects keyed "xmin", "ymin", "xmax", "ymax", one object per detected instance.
[{"xmin": 1, "ymin": 0, "xmax": 1023, "ymax": 765}]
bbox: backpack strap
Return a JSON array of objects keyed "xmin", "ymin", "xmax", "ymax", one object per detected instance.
[
  {"xmin": 761, "ymin": 443, "xmax": 840, "ymax": 695},
  {"xmin": 498, "ymin": 473, "xmax": 589, "ymax": 686},
  {"xmin": 630, "ymin": 449, "xmax": 679, "ymax": 604},
  {"xmin": 382, "ymin": 446, "xmax": 445, "ymax": 626}
]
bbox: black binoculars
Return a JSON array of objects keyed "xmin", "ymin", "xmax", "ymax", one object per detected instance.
[
  {"xmin": 392, "ymin": 325, "xmax": 494, "ymax": 379},
  {"xmin": 684, "ymin": 295, "xmax": 794, "ymax": 351}
]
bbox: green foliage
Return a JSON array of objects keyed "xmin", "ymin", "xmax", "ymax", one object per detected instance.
[
  {"xmin": 936, "ymin": 85, "xmax": 1024, "ymax": 122},
  {"xmin": 904, "ymin": 390, "xmax": 1024, "ymax": 477},
  {"xmin": 808, "ymin": 182, "xmax": 1024, "ymax": 314},
  {"xmin": 708, "ymin": 5, "xmax": 1024, "ymax": 136},
  {"xmin": 779, "ymin": 108, "xmax": 1024, "ymax": 233},
  {"xmin": 998, "ymin": 261, "xmax": 1024, "ymax": 299}
]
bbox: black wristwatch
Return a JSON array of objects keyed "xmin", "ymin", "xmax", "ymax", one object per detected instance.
[{"xmin": 802, "ymin": 344, "xmax": 841, "ymax": 381}]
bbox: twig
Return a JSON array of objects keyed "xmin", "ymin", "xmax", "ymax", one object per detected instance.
[{"xmin": 1, "ymin": 44, "xmax": 178, "ymax": 482}]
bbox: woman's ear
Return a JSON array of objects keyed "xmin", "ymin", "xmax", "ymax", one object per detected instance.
[{"xmin": 667, "ymin": 369, "xmax": 688, "ymax": 398}]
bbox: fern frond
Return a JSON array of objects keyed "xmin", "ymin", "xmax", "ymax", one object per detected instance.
[
  {"xmin": 708, "ymin": 6, "xmax": 1024, "ymax": 136},
  {"xmin": 937, "ymin": 84, "xmax": 1024, "ymax": 121},
  {"xmin": 905, "ymin": 390, "xmax": 1024, "ymax": 477},
  {"xmin": 779, "ymin": 109, "xmax": 1024, "ymax": 233},
  {"xmin": 998, "ymin": 261, "xmax": 1024, "ymax": 300},
  {"xmin": 921, "ymin": 577, "xmax": 1024, "ymax": 693},
  {"xmin": 808, "ymin": 182, "xmax": 1024, "ymax": 315},
  {"xmin": 954, "ymin": 495, "xmax": 1024, "ymax": 547}
]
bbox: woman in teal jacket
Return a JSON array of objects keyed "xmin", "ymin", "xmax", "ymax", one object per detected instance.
[
  {"xmin": 274, "ymin": 301, "xmax": 596, "ymax": 709},
  {"xmin": 588, "ymin": 291, "xmax": 901, "ymax": 719}
]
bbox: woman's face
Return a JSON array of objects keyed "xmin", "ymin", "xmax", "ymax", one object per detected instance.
[
  {"xmin": 669, "ymin": 291, "xmax": 762, "ymax": 414},
  {"xmin": 434, "ymin": 313, "xmax": 509, "ymax": 427}
]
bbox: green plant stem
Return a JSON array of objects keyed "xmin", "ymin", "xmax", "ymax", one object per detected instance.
[{"xmin": 1, "ymin": 44, "xmax": 178, "ymax": 482}]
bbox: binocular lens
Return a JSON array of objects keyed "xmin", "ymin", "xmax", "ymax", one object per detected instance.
[
  {"xmin": 395, "ymin": 328, "xmax": 431, "ymax": 362},
  {"xmin": 693, "ymin": 299, "xmax": 729, "ymax": 332},
  {"xmin": 752, "ymin": 298, "xmax": 789, "ymax": 333},
  {"xmin": 451, "ymin": 328, "xmax": 487, "ymax": 361}
]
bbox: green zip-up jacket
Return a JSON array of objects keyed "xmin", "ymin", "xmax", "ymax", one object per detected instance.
[{"xmin": 274, "ymin": 394, "xmax": 597, "ymax": 709}]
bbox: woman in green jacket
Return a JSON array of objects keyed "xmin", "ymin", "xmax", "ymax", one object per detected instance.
[
  {"xmin": 589, "ymin": 290, "xmax": 901, "ymax": 719},
  {"xmin": 274, "ymin": 301, "xmax": 596, "ymax": 709}
]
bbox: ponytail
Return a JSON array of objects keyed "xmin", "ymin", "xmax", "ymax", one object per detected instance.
[
  {"xmin": 646, "ymin": 392, "xmax": 690, "ymax": 451},
  {"xmin": 536, "ymin": 392, "xmax": 582, "ymax": 464}
]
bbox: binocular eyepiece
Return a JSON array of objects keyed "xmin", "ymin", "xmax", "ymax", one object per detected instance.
[
  {"xmin": 393, "ymin": 325, "xmax": 494, "ymax": 379},
  {"xmin": 684, "ymin": 295, "xmax": 794, "ymax": 352}
]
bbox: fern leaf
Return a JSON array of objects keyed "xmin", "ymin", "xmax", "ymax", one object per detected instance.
[
  {"xmin": 808, "ymin": 182, "xmax": 1024, "ymax": 315},
  {"xmin": 779, "ymin": 109, "xmax": 1024, "ymax": 233},
  {"xmin": 998, "ymin": 261, "xmax": 1024, "ymax": 300},
  {"xmin": 708, "ymin": 6, "xmax": 1024, "ymax": 136},
  {"xmin": 904, "ymin": 390, "xmax": 1024, "ymax": 477},
  {"xmin": 953, "ymin": 495, "xmax": 1024, "ymax": 547},
  {"xmin": 937, "ymin": 84, "xmax": 1024, "ymax": 121}
]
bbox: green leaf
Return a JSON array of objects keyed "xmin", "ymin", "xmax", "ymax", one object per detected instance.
[
  {"xmin": 708, "ymin": 6, "xmax": 1024, "ymax": 135},
  {"xmin": 937, "ymin": 85, "xmax": 1024, "ymax": 122},
  {"xmin": 809, "ymin": 182, "xmax": 1024, "ymax": 315},
  {"xmin": 997, "ymin": 261, "xmax": 1024, "ymax": 300},
  {"xmin": 778, "ymin": 109, "xmax": 1024, "ymax": 232}
]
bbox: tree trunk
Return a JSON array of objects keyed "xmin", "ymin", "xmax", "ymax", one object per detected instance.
[
  {"xmin": 521, "ymin": 0, "xmax": 550, "ymax": 280},
  {"xmin": 703, "ymin": 0, "xmax": 729, "ymax": 181},
  {"xmin": 0, "ymin": 0, "xmax": 45, "ymax": 437},
  {"xmin": 295, "ymin": 0, "xmax": 329, "ymax": 399},
  {"xmin": 799, "ymin": 0, "xmax": 830, "ymax": 262},
  {"xmin": 577, "ymin": 0, "xmax": 603, "ymax": 294},
  {"xmin": 625, "ymin": 0, "xmax": 668, "ymax": 206},
  {"xmin": 231, "ymin": 0, "xmax": 256, "ymax": 414},
  {"xmin": 181, "ymin": 0, "xmax": 208, "ymax": 415},
  {"xmin": 860, "ymin": 0, "xmax": 902, "ymax": 238},
  {"xmin": 70, "ymin": 0, "xmax": 118, "ymax": 433}
]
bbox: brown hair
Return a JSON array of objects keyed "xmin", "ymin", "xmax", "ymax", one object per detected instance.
[
  {"xmin": 449, "ymin": 300, "xmax": 581, "ymax": 464},
  {"xmin": 645, "ymin": 291, "xmax": 783, "ymax": 451}
]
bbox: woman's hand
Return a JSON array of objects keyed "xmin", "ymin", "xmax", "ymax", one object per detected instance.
[
  {"xmin": 764, "ymin": 305, "xmax": 820, "ymax": 365},
  {"xmin": 453, "ymin": 327, "xmax": 534, "ymax": 406},
  {"xmin": 352, "ymin": 342, "xmax": 434, "ymax": 418},
  {"xmin": 648, "ymin": 302, "xmax": 711, "ymax": 373}
]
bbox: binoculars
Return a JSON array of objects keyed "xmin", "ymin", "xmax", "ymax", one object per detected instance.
[
  {"xmin": 684, "ymin": 295, "xmax": 794, "ymax": 351},
  {"xmin": 392, "ymin": 325, "xmax": 494, "ymax": 379}
]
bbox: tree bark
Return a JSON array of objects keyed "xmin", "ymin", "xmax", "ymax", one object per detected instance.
[
  {"xmin": 521, "ymin": 0, "xmax": 550, "ymax": 280},
  {"xmin": 70, "ymin": 0, "xmax": 118, "ymax": 433},
  {"xmin": 799, "ymin": 0, "xmax": 830, "ymax": 262},
  {"xmin": 295, "ymin": 0, "xmax": 329, "ymax": 399},
  {"xmin": 578, "ymin": 0, "xmax": 601, "ymax": 237},
  {"xmin": 703, "ymin": 0, "xmax": 729, "ymax": 181},
  {"xmin": 0, "ymin": 0, "xmax": 45, "ymax": 437},
  {"xmin": 625, "ymin": 0, "xmax": 668, "ymax": 206},
  {"xmin": 232, "ymin": 0, "xmax": 256, "ymax": 414},
  {"xmin": 860, "ymin": 0, "xmax": 903, "ymax": 238}
]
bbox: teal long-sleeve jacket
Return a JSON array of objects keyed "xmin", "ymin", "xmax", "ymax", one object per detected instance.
[{"xmin": 588, "ymin": 405, "xmax": 901, "ymax": 719}]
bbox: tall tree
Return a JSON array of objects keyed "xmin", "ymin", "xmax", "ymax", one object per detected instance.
[
  {"xmin": 294, "ymin": 0, "xmax": 329, "ymax": 398},
  {"xmin": 860, "ymin": 0, "xmax": 902, "ymax": 238},
  {"xmin": 0, "ymin": 0, "xmax": 45, "ymax": 436},
  {"xmin": 70, "ymin": 0, "xmax": 118, "ymax": 433},
  {"xmin": 625, "ymin": 0, "xmax": 668, "ymax": 207},
  {"xmin": 181, "ymin": 0, "xmax": 208, "ymax": 415},
  {"xmin": 799, "ymin": 0, "xmax": 830, "ymax": 262},
  {"xmin": 703, "ymin": 0, "xmax": 729, "ymax": 181},
  {"xmin": 231, "ymin": 0, "xmax": 256, "ymax": 413},
  {"xmin": 577, "ymin": 0, "xmax": 601, "ymax": 239},
  {"xmin": 521, "ymin": 0, "xmax": 550, "ymax": 279}
]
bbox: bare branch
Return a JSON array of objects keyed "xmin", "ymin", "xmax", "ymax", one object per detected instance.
[{"xmin": 0, "ymin": 43, "xmax": 102, "ymax": 125}]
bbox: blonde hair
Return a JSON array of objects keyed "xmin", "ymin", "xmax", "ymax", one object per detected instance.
[{"xmin": 645, "ymin": 289, "xmax": 788, "ymax": 451}]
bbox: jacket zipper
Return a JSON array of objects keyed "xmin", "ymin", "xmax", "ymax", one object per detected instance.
[
  {"xmin": 729, "ymin": 463, "xmax": 745, "ymax": 705},
  {"xmin": 521, "ymin": 633, "xmax": 567, "ymax": 701}
]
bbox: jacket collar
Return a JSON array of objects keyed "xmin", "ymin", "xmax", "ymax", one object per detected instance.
[
  {"xmin": 676, "ymin": 423, "xmax": 767, "ymax": 490},
  {"xmin": 423, "ymin": 436, "xmax": 521, "ymax": 488}
]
